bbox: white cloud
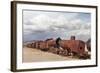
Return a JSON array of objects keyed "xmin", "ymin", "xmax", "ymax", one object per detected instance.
[
  {"xmin": 69, "ymin": 29, "xmax": 90, "ymax": 35},
  {"xmin": 23, "ymin": 10, "xmax": 91, "ymax": 41}
]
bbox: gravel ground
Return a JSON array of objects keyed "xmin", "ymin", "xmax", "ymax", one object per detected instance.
[{"xmin": 22, "ymin": 47, "xmax": 79, "ymax": 63}]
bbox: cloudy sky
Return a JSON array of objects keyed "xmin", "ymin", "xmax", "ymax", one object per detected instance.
[{"xmin": 23, "ymin": 10, "xmax": 91, "ymax": 42}]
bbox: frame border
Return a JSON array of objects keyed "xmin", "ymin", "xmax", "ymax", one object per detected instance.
[{"xmin": 11, "ymin": 1, "xmax": 98, "ymax": 72}]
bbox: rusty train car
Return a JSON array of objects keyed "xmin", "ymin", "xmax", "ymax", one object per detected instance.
[
  {"xmin": 60, "ymin": 40, "xmax": 85, "ymax": 56},
  {"xmin": 26, "ymin": 36, "xmax": 86, "ymax": 57}
]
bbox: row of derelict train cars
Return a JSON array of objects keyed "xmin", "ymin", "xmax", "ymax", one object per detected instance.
[{"xmin": 25, "ymin": 36, "xmax": 91, "ymax": 59}]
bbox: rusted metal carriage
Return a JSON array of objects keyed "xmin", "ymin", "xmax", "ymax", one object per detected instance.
[
  {"xmin": 60, "ymin": 40, "xmax": 85, "ymax": 56},
  {"xmin": 26, "ymin": 36, "xmax": 86, "ymax": 57}
]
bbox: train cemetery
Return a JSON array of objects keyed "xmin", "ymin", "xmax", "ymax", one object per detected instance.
[{"xmin": 23, "ymin": 36, "xmax": 91, "ymax": 62}]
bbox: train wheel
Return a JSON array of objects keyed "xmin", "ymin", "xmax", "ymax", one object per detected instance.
[
  {"xmin": 66, "ymin": 48, "xmax": 71, "ymax": 56},
  {"xmin": 64, "ymin": 50, "xmax": 68, "ymax": 56}
]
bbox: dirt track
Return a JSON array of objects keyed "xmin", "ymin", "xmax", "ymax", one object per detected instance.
[{"xmin": 22, "ymin": 47, "xmax": 79, "ymax": 63}]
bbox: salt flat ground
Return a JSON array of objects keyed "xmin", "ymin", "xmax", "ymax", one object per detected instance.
[{"xmin": 22, "ymin": 47, "xmax": 79, "ymax": 63}]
